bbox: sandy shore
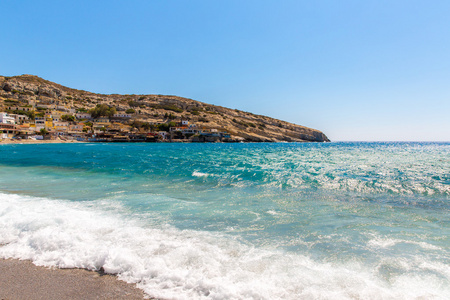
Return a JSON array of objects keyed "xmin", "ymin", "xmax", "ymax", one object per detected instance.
[
  {"xmin": 0, "ymin": 259, "xmax": 147, "ymax": 300},
  {"xmin": 0, "ymin": 139, "xmax": 85, "ymax": 144}
]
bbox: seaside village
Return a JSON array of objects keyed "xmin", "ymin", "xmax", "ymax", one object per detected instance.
[{"xmin": 0, "ymin": 99, "xmax": 232, "ymax": 143}]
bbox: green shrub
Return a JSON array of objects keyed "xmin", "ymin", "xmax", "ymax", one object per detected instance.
[
  {"xmin": 5, "ymin": 99, "xmax": 19, "ymax": 104},
  {"xmin": 61, "ymin": 114, "xmax": 75, "ymax": 122},
  {"xmin": 89, "ymin": 104, "xmax": 116, "ymax": 118},
  {"xmin": 157, "ymin": 122, "xmax": 176, "ymax": 131},
  {"xmin": 232, "ymin": 118, "xmax": 253, "ymax": 127},
  {"xmin": 128, "ymin": 100, "xmax": 140, "ymax": 107},
  {"xmin": 163, "ymin": 113, "xmax": 176, "ymax": 120}
]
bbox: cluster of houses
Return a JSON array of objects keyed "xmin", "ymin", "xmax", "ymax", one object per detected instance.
[{"xmin": 0, "ymin": 104, "xmax": 231, "ymax": 142}]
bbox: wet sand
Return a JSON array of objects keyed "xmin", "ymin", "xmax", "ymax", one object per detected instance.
[{"xmin": 0, "ymin": 259, "xmax": 147, "ymax": 300}]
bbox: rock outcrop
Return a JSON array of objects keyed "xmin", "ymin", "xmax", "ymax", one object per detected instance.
[{"xmin": 0, "ymin": 74, "xmax": 330, "ymax": 142}]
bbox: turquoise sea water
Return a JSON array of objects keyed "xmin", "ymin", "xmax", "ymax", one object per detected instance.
[{"xmin": 0, "ymin": 142, "xmax": 449, "ymax": 299}]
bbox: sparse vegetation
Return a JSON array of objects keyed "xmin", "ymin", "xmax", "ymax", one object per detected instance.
[
  {"xmin": 161, "ymin": 104, "xmax": 183, "ymax": 113},
  {"xmin": 232, "ymin": 118, "xmax": 256, "ymax": 128},
  {"xmin": 128, "ymin": 100, "xmax": 140, "ymax": 107},
  {"xmin": 4, "ymin": 99, "xmax": 19, "ymax": 104},
  {"xmin": 163, "ymin": 112, "xmax": 176, "ymax": 120},
  {"xmin": 7, "ymin": 109, "xmax": 35, "ymax": 120}
]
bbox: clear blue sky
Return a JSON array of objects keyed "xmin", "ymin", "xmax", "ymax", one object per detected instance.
[{"xmin": 2, "ymin": 0, "xmax": 449, "ymax": 141}]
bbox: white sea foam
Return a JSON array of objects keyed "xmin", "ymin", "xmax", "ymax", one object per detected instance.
[
  {"xmin": 193, "ymin": 171, "xmax": 210, "ymax": 177},
  {"xmin": 266, "ymin": 210, "xmax": 278, "ymax": 215},
  {"xmin": 1, "ymin": 192, "xmax": 449, "ymax": 299},
  {"xmin": 368, "ymin": 236, "xmax": 442, "ymax": 251}
]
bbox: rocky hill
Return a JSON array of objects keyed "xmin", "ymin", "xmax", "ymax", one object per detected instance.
[{"xmin": 0, "ymin": 74, "xmax": 329, "ymax": 142}]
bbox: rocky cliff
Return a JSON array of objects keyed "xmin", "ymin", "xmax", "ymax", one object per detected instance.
[{"xmin": 0, "ymin": 75, "xmax": 330, "ymax": 142}]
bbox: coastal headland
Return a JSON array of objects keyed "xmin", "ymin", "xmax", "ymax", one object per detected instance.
[{"xmin": 0, "ymin": 75, "xmax": 329, "ymax": 143}]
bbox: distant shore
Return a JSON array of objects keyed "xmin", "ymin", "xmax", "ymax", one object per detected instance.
[{"xmin": 0, "ymin": 258, "xmax": 147, "ymax": 299}]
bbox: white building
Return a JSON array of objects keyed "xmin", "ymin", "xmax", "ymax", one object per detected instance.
[
  {"xmin": 158, "ymin": 131, "xmax": 168, "ymax": 140},
  {"xmin": 76, "ymin": 112, "xmax": 92, "ymax": 120},
  {"xmin": 5, "ymin": 106, "xmax": 33, "ymax": 112},
  {"xmin": 113, "ymin": 113, "xmax": 132, "ymax": 118},
  {"xmin": 0, "ymin": 112, "xmax": 16, "ymax": 124},
  {"xmin": 53, "ymin": 121, "xmax": 70, "ymax": 135},
  {"xmin": 0, "ymin": 113, "xmax": 17, "ymax": 139},
  {"xmin": 8, "ymin": 113, "xmax": 29, "ymax": 125},
  {"xmin": 34, "ymin": 117, "xmax": 45, "ymax": 131}
]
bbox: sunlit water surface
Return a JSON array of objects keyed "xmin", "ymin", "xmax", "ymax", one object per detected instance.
[{"xmin": 0, "ymin": 142, "xmax": 449, "ymax": 299}]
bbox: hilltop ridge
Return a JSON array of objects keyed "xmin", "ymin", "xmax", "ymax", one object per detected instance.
[{"xmin": 0, "ymin": 74, "xmax": 329, "ymax": 142}]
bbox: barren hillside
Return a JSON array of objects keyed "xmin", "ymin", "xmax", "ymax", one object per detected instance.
[{"xmin": 0, "ymin": 75, "xmax": 329, "ymax": 142}]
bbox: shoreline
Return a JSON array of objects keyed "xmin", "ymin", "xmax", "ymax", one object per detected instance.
[
  {"xmin": 0, "ymin": 139, "xmax": 323, "ymax": 145},
  {"xmin": 0, "ymin": 139, "xmax": 86, "ymax": 144},
  {"xmin": 0, "ymin": 258, "xmax": 149, "ymax": 299}
]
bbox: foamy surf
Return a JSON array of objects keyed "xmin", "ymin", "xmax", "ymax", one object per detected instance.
[
  {"xmin": 193, "ymin": 171, "xmax": 210, "ymax": 177},
  {"xmin": 1, "ymin": 192, "xmax": 449, "ymax": 300}
]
